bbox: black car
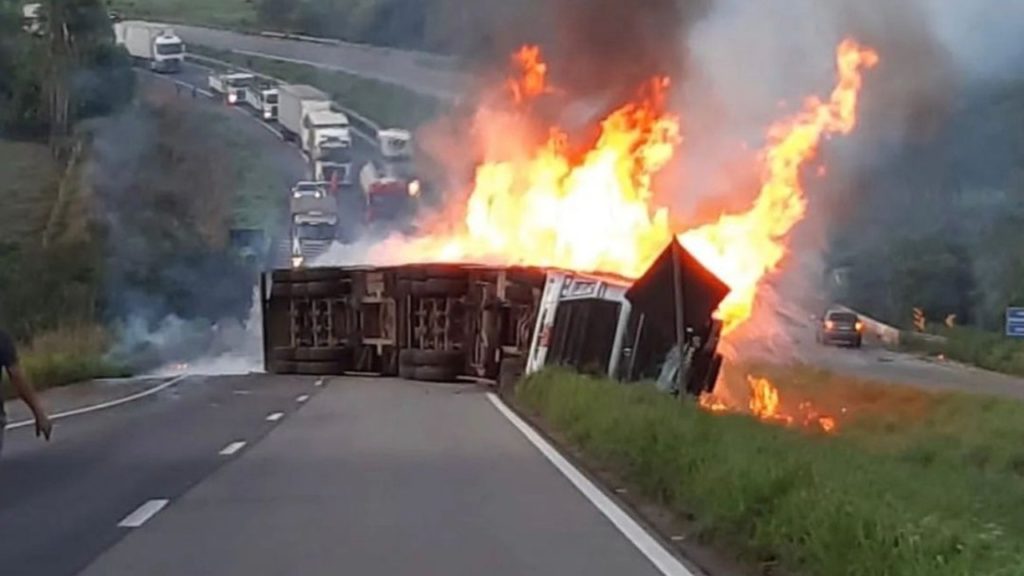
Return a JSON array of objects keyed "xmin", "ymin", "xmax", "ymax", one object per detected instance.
[{"xmin": 816, "ymin": 310, "xmax": 864, "ymax": 348}]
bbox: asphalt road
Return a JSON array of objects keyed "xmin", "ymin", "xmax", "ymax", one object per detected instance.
[
  {"xmin": 75, "ymin": 377, "xmax": 679, "ymax": 576},
  {"xmin": 174, "ymin": 25, "xmax": 463, "ymax": 101},
  {"xmin": 0, "ymin": 374, "xmax": 322, "ymax": 576}
]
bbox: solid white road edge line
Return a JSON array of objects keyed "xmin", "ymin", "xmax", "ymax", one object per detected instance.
[
  {"xmin": 219, "ymin": 441, "xmax": 247, "ymax": 456},
  {"xmin": 296, "ymin": 394, "xmax": 310, "ymax": 403},
  {"xmin": 5, "ymin": 375, "xmax": 189, "ymax": 431},
  {"xmin": 117, "ymin": 499, "xmax": 170, "ymax": 528},
  {"xmin": 266, "ymin": 412, "xmax": 285, "ymax": 422},
  {"xmin": 485, "ymin": 393, "xmax": 696, "ymax": 576}
]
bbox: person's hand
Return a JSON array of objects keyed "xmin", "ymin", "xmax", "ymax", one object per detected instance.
[{"xmin": 35, "ymin": 412, "xmax": 52, "ymax": 441}]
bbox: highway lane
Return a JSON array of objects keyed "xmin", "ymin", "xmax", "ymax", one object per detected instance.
[
  {"xmin": 174, "ymin": 25, "xmax": 464, "ymax": 100},
  {"xmin": 77, "ymin": 378, "xmax": 689, "ymax": 576},
  {"xmin": 0, "ymin": 374, "xmax": 322, "ymax": 576}
]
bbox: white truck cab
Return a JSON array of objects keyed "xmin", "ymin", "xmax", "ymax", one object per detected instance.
[
  {"xmin": 378, "ymin": 128, "xmax": 413, "ymax": 160},
  {"xmin": 115, "ymin": 21, "xmax": 185, "ymax": 73},
  {"xmin": 209, "ymin": 73, "xmax": 255, "ymax": 105},
  {"xmin": 22, "ymin": 3, "xmax": 44, "ymax": 36},
  {"xmin": 304, "ymin": 110, "xmax": 352, "ymax": 159},
  {"xmin": 244, "ymin": 84, "xmax": 279, "ymax": 120}
]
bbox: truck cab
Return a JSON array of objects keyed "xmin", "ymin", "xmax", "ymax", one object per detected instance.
[
  {"xmin": 22, "ymin": 3, "xmax": 44, "ymax": 36},
  {"xmin": 210, "ymin": 73, "xmax": 255, "ymax": 105},
  {"xmin": 289, "ymin": 186, "xmax": 338, "ymax": 263},
  {"xmin": 115, "ymin": 21, "xmax": 185, "ymax": 73},
  {"xmin": 244, "ymin": 83, "xmax": 279, "ymax": 120},
  {"xmin": 304, "ymin": 110, "xmax": 352, "ymax": 158},
  {"xmin": 359, "ymin": 129, "xmax": 421, "ymax": 223}
]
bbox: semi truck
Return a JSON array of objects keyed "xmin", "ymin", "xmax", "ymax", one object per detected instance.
[
  {"xmin": 289, "ymin": 183, "xmax": 338, "ymax": 265},
  {"xmin": 208, "ymin": 72, "xmax": 255, "ymax": 105},
  {"xmin": 359, "ymin": 129, "xmax": 420, "ymax": 223},
  {"xmin": 114, "ymin": 20, "xmax": 185, "ymax": 73},
  {"xmin": 243, "ymin": 81, "xmax": 279, "ymax": 121},
  {"xmin": 278, "ymin": 85, "xmax": 353, "ymax": 180},
  {"xmin": 261, "ymin": 239, "xmax": 729, "ymax": 394}
]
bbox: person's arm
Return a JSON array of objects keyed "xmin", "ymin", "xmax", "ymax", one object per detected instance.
[{"xmin": 8, "ymin": 364, "xmax": 52, "ymax": 440}]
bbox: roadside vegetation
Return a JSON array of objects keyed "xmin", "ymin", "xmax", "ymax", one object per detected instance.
[
  {"xmin": 900, "ymin": 327, "xmax": 1024, "ymax": 378},
  {"xmin": 516, "ymin": 369, "xmax": 1024, "ymax": 576}
]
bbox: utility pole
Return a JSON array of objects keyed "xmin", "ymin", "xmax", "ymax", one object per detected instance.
[{"xmin": 671, "ymin": 240, "xmax": 687, "ymax": 396}]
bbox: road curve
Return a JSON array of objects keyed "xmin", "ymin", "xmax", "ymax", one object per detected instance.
[
  {"xmin": 75, "ymin": 377, "xmax": 686, "ymax": 576},
  {"xmin": 173, "ymin": 25, "xmax": 464, "ymax": 100}
]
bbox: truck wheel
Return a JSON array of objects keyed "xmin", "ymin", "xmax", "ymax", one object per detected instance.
[
  {"xmin": 293, "ymin": 361, "xmax": 346, "ymax": 376},
  {"xmin": 498, "ymin": 357, "xmax": 527, "ymax": 394},
  {"xmin": 269, "ymin": 360, "xmax": 298, "ymax": 374},
  {"xmin": 399, "ymin": 349, "xmax": 464, "ymax": 369},
  {"xmin": 271, "ymin": 347, "xmax": 297, "ymax": 362},
  {"xmin": 295, "ymin": 347, "xmax": 351, "ymax": 363},
  {"xmin": 398, "ymin": 362, "xmax": 416, "ymax": 380},
  {"xmin": 410, "ymin": 278, "xmax": 467, "ymax": 298},
  {"xmin": 411, "ymin": 365, "xmax": 460, "ymax": 383}
]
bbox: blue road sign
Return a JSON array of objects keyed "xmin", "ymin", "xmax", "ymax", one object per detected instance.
[{"xmin": 1007, "ymin": 308, "xmax": 1024, "ymax": 338}]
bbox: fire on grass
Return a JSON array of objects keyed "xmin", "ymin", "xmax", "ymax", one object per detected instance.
[{"xmin": 390, "ymin": 40, "xmax": 878, "ymax": 433}]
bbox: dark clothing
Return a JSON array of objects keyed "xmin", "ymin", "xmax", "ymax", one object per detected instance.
[{"xmin": 0, "ymin": 329, "xmax": 18, "ymax": 421}]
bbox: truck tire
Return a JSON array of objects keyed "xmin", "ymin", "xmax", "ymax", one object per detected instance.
[
  {"xmin": 398, "ymin": 362, "xmax": 416, "ymax": 380},
  {"xmin": 295, "ymin": 347, "xmax": 351, "ymax": 362},
  {"xmin": 293, "ymin": 361, "xmax": 346, "ymax": 376},
  {"xmin": 410, "ymin": 278, "xmax": 466, "ymax": 298},
  {"xmin": 498, "ymin": 357, "xmax": 526, "ymax": 394},
  {"xmin": 271, "ymin": 347, "xmax": 297, "ymax": 362},
  {"xmin": 398, "ymin": 349, "xmax": 464, "ymax": 369},
  {"xmin": 410, "ymin": 364, "xmax": 460, "ymax": 383},
  {"xmin": 269, "ymin": 360, "xmax": 298, "ymax": 374}
]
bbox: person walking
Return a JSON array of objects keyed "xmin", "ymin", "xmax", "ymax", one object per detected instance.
[{"xmin": 0, "ymin": 329, "xmax": 52, "ymax": 456}]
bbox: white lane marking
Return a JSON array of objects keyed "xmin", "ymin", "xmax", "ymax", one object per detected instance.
[
  {"xmin": 486, "ymin": 393, "xmax": 696, "ymax": 576},
  {"xmin": 296, "ymin": 394, "xmax": 310, "ymax": 403},
  {"xmin": 266, "ymin": 412, "xmax": 284, "ymax": 422},
  {"xmin": 5, "ymin": 375, "xmax": 189, "ymax": 431},
  {"xmin": 117, "ymin": 499, "xmax": 170, "ymax": 528},
  {"xmin": 219, "ymin": 441, "xmax": 247, "ymax": 456},
  {"xmin": 315, "ymin": 378, "xmax": 325, "ymax": 387}
]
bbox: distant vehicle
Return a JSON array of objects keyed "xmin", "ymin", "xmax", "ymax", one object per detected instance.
[
  {"xmin": 359, "ymin": 129, "xmax": 420, "ymax": 223},
  {"xmin": 278, "ymin": 85, "xmax": 354, "ymax": 185},
  {"xmin": 22, "ymin": 3, "xmax": 44, "ymax": 36},
  {"xmin": 243, "ymin": 81, "xmax": 279, "ymax": 120},
  {"xmin": 816, "ymin": 309, "xmax": 864, "ymax": 348},
  {"xmin": 289, "ymin": 183, "xmax": 338, "ymax": 264},
  {"xmin": 209, "ymin": 72, "xmax": 255, "ymax": 105},
  {"xmin": 114, "ymin": 20, "xmax": 185, "ymax": 73},
  {"xmin": 291, "ymin": 181, "xmax": 327, "ymax": 199}
]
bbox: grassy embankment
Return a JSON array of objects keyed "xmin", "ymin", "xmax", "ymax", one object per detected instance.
[
  {"xmin": 900, "ymin": 327, "xmax": 1024, "ymax": 378},
  {"xmin": 108, "ymin": 0, "xmax": 256, "ymax": 30},
  {"xmin": 0, "ymin": 141, "xmax": 128, "ymax": 394},
  {"xmin": 190, "ymin": 45, "xmax": 446, "ymax": 130},
  {"xmin": 516, "ymin": 367, "xmax": 1024, "ymax": 575}
]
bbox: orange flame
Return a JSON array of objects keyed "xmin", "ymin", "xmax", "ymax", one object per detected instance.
[
  {"xmin": 507, "ymin": 45, "xmax": 550, "ymax": 104},
  {"xmin": 395, "ymin": 40, "xmax": 878, "ymax": 339},
  {"xmin": 678, "ymin": 39, "xmax": 879, "ymax": 332}
]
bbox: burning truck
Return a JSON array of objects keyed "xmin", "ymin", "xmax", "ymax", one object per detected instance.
[
  {"xmin": 262, "ymin": 238, "xmax": 729, "ymax": 395},
  {"xmin": 262, "ymin": 39, "xmax": 877, "ymax": 425}
]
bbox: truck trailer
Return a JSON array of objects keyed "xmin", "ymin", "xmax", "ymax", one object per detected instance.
[
  {"xmin": 114, "ymin": 20, "xmax": 185, "ymax": 73},
  {"xmin": 261, "ymin": 239, "xmax": 729, "ymax": 395}
]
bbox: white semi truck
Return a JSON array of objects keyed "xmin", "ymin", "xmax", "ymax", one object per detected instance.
[
  {"xmin": 114, "ymin": 20, "xmax": 185, "ymax": 73},
  {"xmin": 289, "ymin": 185, "xmax": 339, "ymax": 266},
  {"xmin": 243, "ymin": 81, "xmax": 279, "ymax": 121},
  {"xmin": 359, "ymin": 129, "xmax": 420, "ymax": 222},
  {"xmin": 208, "ymin": 72, "xmax": 254, "ymax": 105},
  {"xmin": 278, "ymin": 84, "xmax": 353, "ymax": 184}
]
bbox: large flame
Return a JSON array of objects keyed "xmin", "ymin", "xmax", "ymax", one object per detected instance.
[{"xmin": 399, "ymin": 40, "xmax": 878, "ymax": 336}]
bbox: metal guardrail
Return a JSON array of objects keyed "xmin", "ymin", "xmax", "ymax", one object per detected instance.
[{"xmin": 186, "ymin": 53, "xmax": 383, "ymax": 144}]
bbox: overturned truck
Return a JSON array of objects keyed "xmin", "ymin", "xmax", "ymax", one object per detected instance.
[{"xmin": 261, "ymin": 239, "xmax": 730, "ymax": 396}]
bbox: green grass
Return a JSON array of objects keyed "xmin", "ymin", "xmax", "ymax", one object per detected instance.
[
  {"xmin": 109, "ymin": 0, "xmax": 256, "ymax": 30},
  {"xmin": 3, "ymin": 325, "xmax": 131, "ymax": 400},
  {"xmin": 0, "ymin": 140, "xmax": 60, "ymax": 245},
  {"xmin": 516, "ymin": 368, "xmax": 1024, "ymax": 575},
  {"xmin": 190, "ymin": 46, "xmax": 446, "ymax": 130},
  {"xmin": 901, "ymin": 327, "xmax": 1024, "ymax": 377}
]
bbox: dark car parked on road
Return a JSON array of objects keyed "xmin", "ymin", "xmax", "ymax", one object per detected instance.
[{"xmin": 816, "ymin": 310, "xmax": 864, "ymax": 348}]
